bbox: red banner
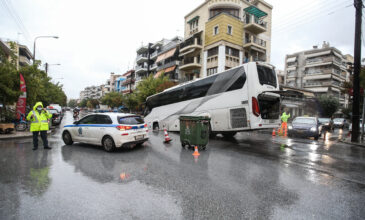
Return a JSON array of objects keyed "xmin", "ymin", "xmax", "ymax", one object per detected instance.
[{"xmin": 16, "ymin": 73, "xmax": 26, "ymax": 119}]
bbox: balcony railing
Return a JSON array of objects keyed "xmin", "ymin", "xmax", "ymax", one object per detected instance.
[
  {"xmin": 244, "ymin": 35, "xmax": 266, "ymax": 47},
  {"xmin": 180, "ymin": 37, "xmax": 202, "ymax": 51},
  {"xmin": 135, "ymin": 65, "xmax": 147, "ymax": 72},
  {"xmin": 137, "ymin": 54, "xmax": 148, "ymax": 60},
  {"xmin": 181, "ymin": 56, "xmax": 200, "ymax": 65},
  {"xmin": 244, "ymin": 15, "xmax": 267, "ymax": 28}
]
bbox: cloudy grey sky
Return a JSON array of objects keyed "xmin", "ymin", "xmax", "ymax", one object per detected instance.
[{"xmin": 0, "ymin": 0, "xmax": 362, "ymax": 99}]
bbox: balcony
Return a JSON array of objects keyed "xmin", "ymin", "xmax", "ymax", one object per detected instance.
[
  {"xmin": 136, "ymin": 54, "xmax": 148, "ymax": 64},
  {"xmin": 179, "ymin": 57, "xmax": 201, "ymax": 71},
  {"xmin": 122, "ymin": 78, "xmax": 135, "ymax": 86},
  {"xmin": 244, "ymin": 15, "xmax": 267, "ymax": 34},
  {"xmin": 243, "ymin": 35, "xmax": 266, "ymax": 52},
  {"xmin": 304, "ymin": 81, "xmax": 332, "ymax": 87},
  {"xmin": 180, "ymin": 37, "xmax": 202, "ymax": 54},
  {"xmin": 150, "ymin": 50, "xmax": 159, "ymax": 60},
  {"xmin": 305, "ymin": 56, "xmax": 343, "ymax": 68},
  {"xmin": 157, "ymin": 60, "xmax": 179, "ymax": 71},
  {"xmin": 19, "ymin": 55, "xmax": 31, "ymax": 66},
  {"xmin": 150, "ymin": 63, "xmax": 158, "ymax": 70},
  {"xmin": 135, "ymin": 65, "xmax": 147, "ymax": 74}
]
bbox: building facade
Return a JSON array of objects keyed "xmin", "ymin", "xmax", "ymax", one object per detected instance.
[
  {"xmin": 121, "ymin": 70, "xmax": 135, "ymax": 94},
  {"xmin": 114, "ymin": 77, "xmax": 126, "ymax": 93},
  {"xmin": 135, "ymin": 37, "xmax": 182, "ymax": 83},
  {"xmin": 284, "ymin": 42, "xmax": 353, "ymax": 108},
  {"xmin": 179, "ymin": 0, "xmax": 272, "ymax": 82},
  {"xmin": 155, "ymin": 37, "xmax": 182, "ymax": 82},
  {"xmin": 79, "ymin": 86, "xmax": 103, "ymax": 100}
]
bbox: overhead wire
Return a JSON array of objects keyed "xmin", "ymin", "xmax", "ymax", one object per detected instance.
[
  {"xmin": 272, "ymin": 0, "xmax": 353, "ymax": 34},
  {"xmin": 0, "ymin": 0, "xmax": 32, "ymax": 44}
]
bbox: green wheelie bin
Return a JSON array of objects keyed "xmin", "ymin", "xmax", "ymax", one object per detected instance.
[{"xmin": 179, "ymin": 116, "xmax": 210, "ymax": 150}]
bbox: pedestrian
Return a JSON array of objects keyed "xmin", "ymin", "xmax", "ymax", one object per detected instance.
[
  {"xmin": 280, "ymin": 108, "xmax": 291, "ymax": 136},
  {"xmin": 26, "ymin": 102, "xmax": 53, "ymax": 150}
]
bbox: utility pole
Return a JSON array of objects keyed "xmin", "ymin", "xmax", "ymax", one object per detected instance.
[
  {"xmin": 351, "ymin": 0, "xmax": 363, "ymax": 142},
  {"xmin": 45, "ymin": 63, "xmax": 48, "ymax": 75}
]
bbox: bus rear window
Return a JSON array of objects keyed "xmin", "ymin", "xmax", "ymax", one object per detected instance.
[
  {"xmin": 257, "ymin": 65, "xmax": 277, "ymax": 88},
  {"xmin": 118, "ymin": 116, "xmax": 144, "ymax": 125}
]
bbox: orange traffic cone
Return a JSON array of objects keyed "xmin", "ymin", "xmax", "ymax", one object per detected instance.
[
  {"xmin": 272, "ymin": 128, "xmax": 276, "ymax": 136},
  {"xmin": 192, "ymin": 146, "xmax": 200, "ymax": 156},
  {"xmin": 163, "ymin": 129, "xmax": 172, "ymax": 143}
]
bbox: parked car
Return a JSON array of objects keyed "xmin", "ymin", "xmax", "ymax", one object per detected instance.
[
  {"xmin": 318, "ymin": 118, "xmax": 334, "ymax": 132},
  {"xmin": 333, "ymin": 118, "xmax": 348, "ymax": 129},
  {"xmin": 288, "ymin": 117, "xmax": 322, "ymax": 140},
  {"xmin": 47, "ymin": 108, "xmax": 62, "ymax": 125},
  {"xmin": 62, "ymin": 113, "xmax": 148, "ymax": 152}
]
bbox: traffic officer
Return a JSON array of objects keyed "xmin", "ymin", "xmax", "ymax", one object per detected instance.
[
  {"xmin": 280, "ymin": 108, "xmax": 291, "ymax": 136},
  {"xmin": 26, "ymin": 102, "xmax": 53, "ymax": 150}
]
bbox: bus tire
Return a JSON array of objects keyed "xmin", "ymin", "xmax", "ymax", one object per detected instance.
[
  {"xmin": 209, "ymin": 123, "xmax": 217, "ymax": 138},
  {"xmin": 222, "ymin": 132, "xmax": 237, "ymax": 138},
  {"xmin": 153, "ymin": 122, "xmax": 159, "ymax": 131}
]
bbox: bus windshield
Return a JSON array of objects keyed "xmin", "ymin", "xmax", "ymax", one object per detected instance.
[{"xmin": 257, "ymin": 65, "xmax": 277, "ymax": 88}]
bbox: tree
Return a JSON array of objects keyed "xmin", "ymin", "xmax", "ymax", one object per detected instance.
[
  {"xmin": 123, "ymin": 93, "xmax": 138, "ymax": 113},
  {"xmin": 135, "ymin": 75, "xmax": 174, "ymax": 105},
  {"xmin": 101, "ymin": 92, "xmax": 123, "ymax": 108},
  {"xmin": 0, "ymin": 43, "xmax": 21, "ymax": 106},
  {"xmin": 68, "ymin": 99, "xmax": 78, "ymax": 108},
  {"xmin": 79, "ymin": 99, "xmax": 88, "ymax": 108},
  {"xmin": 317, "ymin": 95, "xmax": 340, "ymax": 117},
  {"xmin": 86, "ymin": 100, "xmax": 93, "ymax": 109}
]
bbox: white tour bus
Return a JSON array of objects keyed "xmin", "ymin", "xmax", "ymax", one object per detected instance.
[{"xmin": 144, "ymin": 62, "xmax": 281, "ymax": 137}]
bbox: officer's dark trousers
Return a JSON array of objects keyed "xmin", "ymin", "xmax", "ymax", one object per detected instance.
[{"xmin": 32, "ymin": 131, "xmax": 48, "ymax": 149}]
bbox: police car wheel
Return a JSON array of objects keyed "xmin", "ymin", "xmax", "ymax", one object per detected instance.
[
  {"xmin": 62, "ymin": 131, "xmax": 73, "ymax": 145},
  {"xmin": 102, "ymin": 136, "xmax": 116, "ymax": 152}
]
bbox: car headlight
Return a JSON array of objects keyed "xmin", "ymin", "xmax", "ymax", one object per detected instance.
[
  {"xmin": 310, "ymin": 127, "xmax": 317, "ymax": 132},
  {"xmin": 288, "ymin": 125, "xmax": 293, "ymax": 130}
]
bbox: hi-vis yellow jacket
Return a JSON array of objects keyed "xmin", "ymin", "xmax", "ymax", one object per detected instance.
[{"xmin": 26, "ymin": 102, "xmax": 52, "ymax": 132}]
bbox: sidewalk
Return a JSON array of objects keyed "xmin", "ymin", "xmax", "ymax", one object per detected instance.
[
  {"xmin": 338, "ymin": 136, "xmax": 365, "ymax": 148},
  {"xmin": 0, "ymin": 130, "xmax": 52, "ymax": 140}
]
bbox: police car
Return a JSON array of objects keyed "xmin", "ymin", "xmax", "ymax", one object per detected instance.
[{"xmin": 62, "ymin": 113, "xmax": 148, "ymax": 152}]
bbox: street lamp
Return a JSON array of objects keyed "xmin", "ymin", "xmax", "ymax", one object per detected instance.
[
  {"xmin": 33, "ymin": 36, "xmax": 59, "ymax": 62},
  {"xmin": 44, "ymin": 63, "xmax": 60, "ymax": 74}
]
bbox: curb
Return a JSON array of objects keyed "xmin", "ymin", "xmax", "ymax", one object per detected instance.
[
  {"xmin": 0, "ymin": 130, "xmax": 52, "ymax": 141},
  {"xmin": 338, "ymin": 140, "xmax": 365, "ymax": 148}
]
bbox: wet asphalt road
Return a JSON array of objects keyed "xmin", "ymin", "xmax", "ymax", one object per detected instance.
[{"xmin": 0, "ymin": 112, "xmax": 365, "ymax": 220}]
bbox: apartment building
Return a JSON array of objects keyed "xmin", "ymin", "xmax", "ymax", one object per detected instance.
[
  {"xmin": 0, "ymin": 40, "xmax": 14, "ymax": 62},
  {"xmin": 155, "ymin": 37, "xmax": 183, "ymax": 82},
  {"xmin": 135, "ymin": 37, "xmax": 182, "ymax": 83},
  {"xmin": 1, "ymin": 40, "xmax": 32, "ymax": 69},
  {"xmin": 121, "ymin": 70, "xmax": 135, "ymax": 94},
  {"xmin": 105, "ymin": 72, "xmax": 122, "ymax": 92},
  {"xmin": 79, "ymin": 86, "xmax": 103, "ymax": 100},
  {"xmin": 114, "ymin": 77, "xmax": 126, "ymax": 93},
  {"xmin": 284, "ymin": 41, "xmax": 353, "ymax": 108},
  {"xmin": 179, "ymin": 0, "xmax": 272, "ymax": 82}
]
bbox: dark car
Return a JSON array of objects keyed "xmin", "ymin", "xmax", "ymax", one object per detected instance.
[
  {"xmin": 318, "ymin": 118, "xmax": 334, "ymax": 132},
  {"xmin": 47, "ymin": 109, "xmax": 61, "ymax": 125},
  {"xmin": 288, "ymin": 117, "xmax": 321, "ymax": 140}
]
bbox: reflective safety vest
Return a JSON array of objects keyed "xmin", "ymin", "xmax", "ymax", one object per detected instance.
[
  {"xmin": 26, "ymin": 102, "xmax": 52, "ymax": 132},
  {"xmin": 281, "ymin": 112, "xmax": 291, "ymax": 123}
]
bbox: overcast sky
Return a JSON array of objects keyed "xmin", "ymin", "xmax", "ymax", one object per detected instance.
[{"xmin": 0, "ymin": 0, "xmax": 362, "ymax": 99}]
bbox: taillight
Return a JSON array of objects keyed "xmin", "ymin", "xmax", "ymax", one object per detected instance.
[
  {"xmin": 144, "ymin": 123, "xmax": 147, "ymax": 128},
  {"xmin": 252, "ymin": 97, "xmax": 260, "ymax": 117},
  {"xmin": 116, "ymin": 125, "xmax": 132, "ymax": 131}
]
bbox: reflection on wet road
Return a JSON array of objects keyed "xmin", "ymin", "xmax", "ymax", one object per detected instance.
[{"xmin": 0, "ymin": 112, "xmax": 364, "ymax": 219}]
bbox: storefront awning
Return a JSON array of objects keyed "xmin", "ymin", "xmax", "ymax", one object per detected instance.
[
  {"xmin": 244, "ymin": 6, "xmax": 267, "ymax": 18},
  {"xmin": 154, "ymin": 66, "xmax": 176, "ymax": 79},
  {"xmin": 156, "ymin": 48, "xmax": 177, "ymax": 63}
]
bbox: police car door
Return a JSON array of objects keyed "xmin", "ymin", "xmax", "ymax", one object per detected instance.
[
  {"xmin": 75, "ymin": 115, "xmax": 98, "ymax": 143},
  {"xmin": 92, "ymin": 115, "xmax": 114, "ymax": 144}
]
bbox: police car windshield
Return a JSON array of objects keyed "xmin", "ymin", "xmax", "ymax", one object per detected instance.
[{"xmin": 118, "ymin": 116, "xmax": 144, "ymax": 125}]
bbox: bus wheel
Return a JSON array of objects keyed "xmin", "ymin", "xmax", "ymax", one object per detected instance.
[
  {"xmin": 153, "ymin": 122, "xmax": 159, "ymax": 131},
  {"xmin": 222, "ymin": 132, "xmax": 237, "ymax": 138},
  {"xmin": 209, "ymin": 123, "xmax": 217, "ymax": 138}
]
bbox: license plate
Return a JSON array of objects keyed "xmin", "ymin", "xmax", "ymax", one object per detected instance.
[
  {"xmin": 269, "ymin": 119, "xmax": 275, "ymax": 123},
  {"xmin": 135, "ymin": 135, "xmax": 144, "ymax": 140}
]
